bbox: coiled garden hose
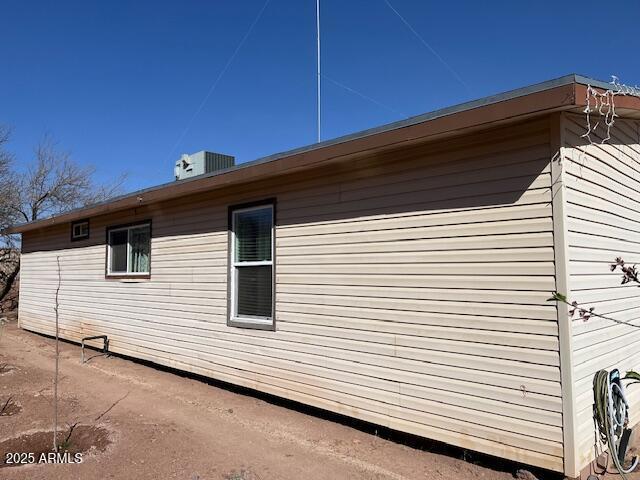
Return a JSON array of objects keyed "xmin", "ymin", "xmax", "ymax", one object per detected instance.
[{"xmin": 593, "ymin": 369, "xmax": 639, "ymax": 479}]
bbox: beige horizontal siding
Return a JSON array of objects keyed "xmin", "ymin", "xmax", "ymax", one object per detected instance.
[
  {"xmin": 563, "ymin": 113, "xmax": 640, "ymax": 472},
  {"xmin": 19, "ymin": 118, "xmax": 563, "ymax": 471}
]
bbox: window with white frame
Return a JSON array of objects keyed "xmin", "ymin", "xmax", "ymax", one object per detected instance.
[
  {"xmin": 107, "ymin": 222, "xmax": 151, "ymax": 276},
  {"xmin": 229, "ymin": 203, "xmax": 274, "ymax": 328},
  {"xmin": 71, "ymin": 220, "xmax": 89, "ymax": 241}
]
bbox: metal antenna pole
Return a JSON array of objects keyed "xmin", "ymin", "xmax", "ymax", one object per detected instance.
[{"xmin": 316, "ymin": 0, "xmax": 321, "ymax": 142}]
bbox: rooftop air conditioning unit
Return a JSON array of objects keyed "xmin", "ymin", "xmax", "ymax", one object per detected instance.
[{"xmin": 174, "ymin": 151, "xmax": 235, "ymax": 181}]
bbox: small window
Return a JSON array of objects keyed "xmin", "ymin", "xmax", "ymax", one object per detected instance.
[
  {"xmin": 107, "ymin": 222, "xmax": 151, "ymax": 277},
  {"xmin": 229, "ymin": 202, "xmax": 274, "ymax": 329},
  {"xmin": 71, "ymin": 220, "xmax": 90, "ymax": 241}
]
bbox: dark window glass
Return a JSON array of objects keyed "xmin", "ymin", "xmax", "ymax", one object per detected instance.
[
  {"xmin": 130, "ymin": 226, "xmax": 150, "ymax": 273},
  {"xmin": 110, "ymin": 230, "xmax": 128, "ymax": 273},
  {"xmin": 235, "ymin": 208, "xmax": 272, "ymax": 262},
  {"xmin": 231, "ymin": 204, "xmax": 274, "ymax": 323},
  {"xmin": 72, "ymin": 221, "xmax": 89, "ymax": 239},
  {"xmin": 236, "ymin": 266, "xmax": 272, "ymax": 317}
]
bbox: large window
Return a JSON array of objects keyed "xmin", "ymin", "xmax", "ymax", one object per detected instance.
[
  {"xmin": 107, "ymin": 222, "xmax": 151, "ymax": 277},
  {"xmin": 229, "ymin": 202, "xmax": 274, "ymax": 329}
]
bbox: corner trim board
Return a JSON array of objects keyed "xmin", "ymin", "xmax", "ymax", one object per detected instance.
[{"xmin": 550, "ymin": 112, "xmax": 579, "ymax": 478}]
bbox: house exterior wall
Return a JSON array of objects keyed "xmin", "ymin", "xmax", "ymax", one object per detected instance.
[
  {"xmin": 18, "ymin": 118, "xmax": 563, "ymax": 471},
  {"xmin": 562, "ymin": 112, "xmax": 640, "ymax": 472}
]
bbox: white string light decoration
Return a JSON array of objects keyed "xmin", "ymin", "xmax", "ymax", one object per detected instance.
[{"xmin": 583, "ymin": 76, "xmax": 640, "ymax": 145}]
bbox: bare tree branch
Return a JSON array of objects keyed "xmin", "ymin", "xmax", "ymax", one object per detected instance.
[
  {"xmin": 53, "ymin": 255, "xmax": 61, "ymax": 451},
  {"xmin": 0, "ymin": 125, "xmax": 16, "ymax": 239},
  {"xmin": 0, "ymin": 396, "xmax": 14, "ymax": 416},
  {"xmin": 0, "ymin": 128, "xmax": 126, "ymax": 311},
  {"xmin": 549, "ymin": 257, "xmax": 640, "ymax": 329}
]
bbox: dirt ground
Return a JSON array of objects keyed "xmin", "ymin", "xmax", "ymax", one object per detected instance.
[{"xmin": 0, "ymin": 318, "xmax": 628, "ymax": 480}]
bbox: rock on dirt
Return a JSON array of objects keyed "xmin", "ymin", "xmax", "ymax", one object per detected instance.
[{"xmin": 515, "ymin": 470, "xmax": 539, "ymax": 480}]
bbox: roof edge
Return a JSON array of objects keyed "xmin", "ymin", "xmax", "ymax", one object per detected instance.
[{"xmin": 7, "ymin": 73, "xmax": 631, "ymax": 235}]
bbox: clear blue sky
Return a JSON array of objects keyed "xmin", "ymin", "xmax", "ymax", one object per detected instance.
[{"xmin": 1, "ymin": 0, "xmax": 638, "ymax": 191}]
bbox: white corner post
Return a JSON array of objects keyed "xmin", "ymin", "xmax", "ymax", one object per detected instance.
[{"xmin": 550, "ymin": 112, "xmax": 580, "ymax": 478}]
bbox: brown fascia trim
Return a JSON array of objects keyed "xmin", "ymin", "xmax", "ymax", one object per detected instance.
[
  {"xmin": 574, "ymin": 83, "xmax": 640, "ymax": 111},
  {"xmin": 7, "ymin": 80, "xmax": 584, "ymax": 235}
]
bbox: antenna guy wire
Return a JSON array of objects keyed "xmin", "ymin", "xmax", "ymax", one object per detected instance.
[
  {"xmin": 166, "ymin": 0, "xmax": 272, "ymax": 164},
  {"xmin": 316, "ymin": 0, "xmax": 321, "ymax": 142},
  {"xmin": 383, "ymin": 0, "xmax": 470, "ymax": 93}
]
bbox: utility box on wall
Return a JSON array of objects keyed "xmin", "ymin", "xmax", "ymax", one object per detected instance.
[{"xmin": 175, "ymin": 151, "xmax": 235, "ymax": 180}]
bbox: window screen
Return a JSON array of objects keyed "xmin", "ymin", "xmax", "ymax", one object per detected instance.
[
  {"xmin": 109, "ymin": 230, "xmax": 128, "ymax": 273},
  {"xmin": 130, "ymin": 226, "xmax": 150, "ymax": 273},
  {"xmin": 230, "ymin": 204, "xmax": 274, "ymax": 327},
  {"xmin": 237, "ymin": 265, "xmax": 273, "ymax": 317}
]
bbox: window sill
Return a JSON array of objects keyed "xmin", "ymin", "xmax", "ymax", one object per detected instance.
[
  {"xmin": 228, "ymin": 317, "xmax": 275, "ymax": 331},
  {"xmin": 105, "ymin": 274, "xmax": 151, "ymax": 281}
]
